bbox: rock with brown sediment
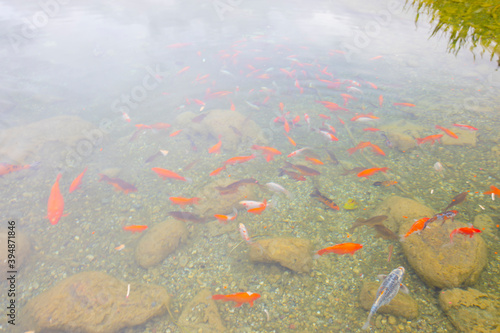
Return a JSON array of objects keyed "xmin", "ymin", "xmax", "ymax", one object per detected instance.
[
  {"xmin": 359, "ymin": 281, "xmax": 418, "ymax": 320},
  {"xmin": 0, "ymin": 115, "xmax": 99, "ymax": 164},
  {"xmin": 249, "ymin": 237, "xmax": 313, "ymax": 273},
  {"xmin": 399, "ymin": 219, "xmax": 488, "ymax": 289},
  {"xmin": 439, "ymin": 288, "xmax": 500, "ymax": 332},
  {"xmin": 441, "ymin": 128, "xmax": 477, "ymax": 147},
  {"xmin": 135, "ymin": 219, "xmax": 188, "ymax": 268},
  {"xmin": 20, "ymin": 271, "xmax": 171, "ymax": 333},
  {"xmin": 178, "ymin": 289, "xmax": 226, "ymax": 332},
  {"xmin": 373, "ymin": 195, "xmax": 435, "ymax": 231},
  {"xmin": 176, "ymin": 109, "xmax": 268, "ymax": 152}
]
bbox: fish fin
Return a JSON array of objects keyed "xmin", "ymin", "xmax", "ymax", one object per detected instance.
[
  {"xmin": 399, "ymin": 235, "xmax": 406, "ymax": 242},
  {"xmin": 400, "ymin": 284, "xmax": 409, "ymax": 294},
  {"xmin": 185, "ymin": 177, "xmax": 193, "ymax": 183},
  {"xmin": 313, "ymin": 253, "xmax": 321, "ymax": 260},
  {"xmin": 234, "ymin": 303, "xmax": 243, "ymax": 308},
  {"xmin": 376, "ymin": 274, "xmax": 387, "ymax": 281}
]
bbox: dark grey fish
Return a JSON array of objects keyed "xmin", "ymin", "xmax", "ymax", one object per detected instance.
[
  {"xmin": 349, "ymin": 215, "xmax": 388, "ymax": 233},
  {"xmin": 362, "ymin": 267, "xmax": 408, "ymax": 330},
  {"xmin": 444, "ymin": 192, "xmax": 467, "ymax": 211},
  {"xmin": 373, "ymin": 224, "xmax": 399, "ymax": 241}
]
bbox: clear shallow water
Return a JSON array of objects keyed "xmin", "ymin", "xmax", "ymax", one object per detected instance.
[{"xmin": 0, "ymin": 0, "xmax": 499, "ymax": 332}]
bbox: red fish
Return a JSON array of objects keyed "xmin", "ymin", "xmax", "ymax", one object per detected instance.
[
  {"xmin": 69, "ymin": 167, "xmax": 87, "ymax": 193},
  {"xmin": 449, "ymin": 225, "xmax": 481, "ymax": 243},
  {"xmin": 314, "ymin": 243, "xmax": 363, "ymax": 258},
  {"xmin": 209, "ymin": 165, "xmax": 226, "ymax": 176},
  {"xmin": 357, "ymin": 167, "xmax": 389, "ymax": 178},
  {"xmin": 251, "ymin": 145, "xmax": 282, "ymax": 162},
  {"xmin": 212, "ymin": 291, "xmax": 261, "ymax": 307},
  {"xmin": 223, "ymin": 154, "xmax": 256, "ymax": 166},
  {"xmin": 99, "ymin": 174, "xmax": 138, "ymax": 194},
  {"xmin": 123, "ymin": 225, "xmax": 148, "ymax": 233},
  {"xmin": 435, "ymin": 125, "xmax": 458, "ymax": 139},
  {"xmin": 169, "ymin": 197, "xmax": 201, "ymax": 207},
  {"xmin": 415, "ymin": 134, "xmax": 443, "ymax": 145},
  {"xmin": 214, "ymin": 208, "xmax": 238, "ymax": 223},
  {"xmin": 316, "ymin": 101, "xmax": 349, "ymax": 112},
  {"xmin": 393, "ymin": 102, "xmax": 415, "ymax": 107},
  {"xmin": 484, "ymin": 185, "xmax": 500, "ymax": 196},
  {"xmin": 152, "ymin": 167, "xmax": 189, "ymax": 181},
  {"xmin": 341, "ymin": 93, "xmax": 356, "ymax": 106},
  {"xmin": 369, "ymin": 143, "xmax": 386, "ymax": 156},
  {"xmin": 0, "ymin": 162, "xmax": 38, "ymax": 177},
  {"xmin": 379, "ymin": 95, "xmax": 383, "ymax": 107},
  {"xmin": 453, "ymin": 124, "xmax": 478, "ymax": 131},
  {"xmin": 46, "ymin": 174, "xmax": 66, "ymax": 225},
  {"xmin": 363, "ymin": 128, "xmax": 380, "ymax": 132},
  {"xmin": 150, "ymin": 123, "xmax": 171, "ymax": 130},
  {"xmin": 208, "ymin": 136, "xmax": 222, "ymax": 154},
  {"xmin": 347, "ymin": 142, "xmax": 372, "ymax": 155},
  {"xmin": 400, "ymin": 217, "xmax": 430, "ymax": 241},
  {"xmin": 170, "ymin": 129, "xmax": 183, "ymax": 137}
]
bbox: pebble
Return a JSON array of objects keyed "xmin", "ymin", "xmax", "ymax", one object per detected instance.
[
  {"xmin": 85, "ymin": 254, "xmax": 94, "ymax": 262},
  {"xmin": 388, "ymin": 315, "xmax": 397, "ymax": 325}
]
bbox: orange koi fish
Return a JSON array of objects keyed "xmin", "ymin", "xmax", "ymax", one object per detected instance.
[
  {"xmin": 369, "ymin": 143, "xmax": 386, "ymax": 156},
  {"xmin": 484, "ymin": 185, "xmax": 500, "ymax": 196},
  {"xmin": 318, "ymin": 130, "xmax": 338, "ymax": 141},
  {"xmin": 251, "ymin": 145, "xmax": 282, "ymax": 162},
  {"xmin": 214, "ymin": 207, "xmax": 238, "ymax": 223},
  {"xmin": 123, "ymin": 225, "xmax": 148, "ymax": 233},
  {"xmin": 314, "ymin": 243, "xmax": 363, "ymax": 258},
  {"xmin": 350, "ymin": 113, "xmax": 379, "ymax": 122},
  {"xmin": 209, "ymin": 165, "xmax": 226, "ymax": 176},
  {"xmin": 305, "ymin": 156, "xmax": 324, "ymax": 165},
  {"xmin": 365, "ymin": 81, "xmax": 378, "ymax": 89},
  {"xmin": 316, "ymin": 101, "xmax": 349, "ymax": 112},
  {"xmin": 247, "ymin": 199, "xmax": 267, "ymax": 215},
  {"xmin": 169, "ymin": 197, "xmax": 201, "ymax": 207},
  {"xmin": 453, "ymin": 124, "xmax": 478, "ymax": 131},
  {"xmin": 449, "ymin": 225, "xmax": 481, "ymax": 243},
  {"xmin": 400, "ymin": 217, "xmax": 430, "ymax": 241},
  {"xmin": 363, "ymin": 127, "xmax": 380, "ymax": 132},
  {"xmin": 284, "ymin": 133, "xmax": 296, "ymax": 146},
  {"xmin": 347, "ymin": 142, "xmax": 372, "ymax": 155},
  {"xmin": 69, "ymin": 167, "xmax": 88, "ymax": 193},
  {"xmin": 223, "ymin": 154, "xmax": 256, "ymax": 166},
  {"xmin": 151, "ymin": 123, "xmax": 171, "ymax": 130},
  {"xmin": 99, "ymin": 174, "xmax": 138, "ymax": 194},
  {"xmin": 357, "ymin": 167, "xmax": 389, "ymax": 178},
  {"xmin": 176, "ymin": 66, "xmax": 190, "ymax": 75},
  {"xmin": 319, "ymin": 114, "xmax": 331, "ymax": 120},
  {"xmin": 415, "ymin": 134, "xmax": 443, "ymax": 145},
  {"xmin": 287, "ymin": 147, "xmax": 310, "ymax": 158},
  {"xmin": 135, "ymin": 124, "xmax": 152, "ymax": 129},
  {"xmin": 393, "ymin": 102, "xmax": 415, "ymax": 107},
  {"xmin": 341, "ymin": 93, "xmax": 356, "ymax": 106},
  {"xmin": 152, "ymin": 167, "xmax": 189, "ymax": 181},
  {"xmin": 0, "ymin": 161, "xmax": 39, "ymax": 177},
  {"xmin": 310, "ymin": 188, "xmax": 339, "ymax": 210},
  {"xmin": 212, "ymin": 291, "xmax": 261, "ymax": 307},
  {"xmin": 239, "ymin": 223, "xmax": 253, "ymax": 244},
  {"xmin": 379, "ymin": 95, "xmax": 383, "ymax": 107},
  {"xmin": 46, "ymin": 174, "xmax": 66, "ymax": 225},
  {"xmin": 435, "ymin": 125, "xmax": 458, "ymax": 139},
  {"xmin": 170, "ymin": 129, "xmax": 183, "ymax": 137},
  {"xmin": 208, "ymin": 135, "xmax": 222, "ymax": 154},
  {"xmin": 284, "ymin": 118, "xmax": 290, "ymax": 133}
]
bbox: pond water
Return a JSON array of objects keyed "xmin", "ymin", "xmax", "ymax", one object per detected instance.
[{"xmin": 0, "ymin": 0, "xmax": 499, "ymax": 332}]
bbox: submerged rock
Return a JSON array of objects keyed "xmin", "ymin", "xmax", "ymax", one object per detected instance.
[
  {"xmin": 359, "ymin": 281, "xmax": 418, "ymax": 320},
  {"xmin": 21, "ymin": 271, "xmax": 171, "ymax": 333},
  {"xmin": 439, "ymin": 288, "xmax": 500, "ymax": 332},
  {"xmin": 400, "ymin": 220, "xmax": 488, "ymax": 289},
  {"xmin": 373, "ymin": 195, "xmax": 435, "ymax": 232},
  {"xmin": 135, "ymin": 219, "xmax": 188, "ymax": 268},
  {"xmin": 177, "ymin": 109, "xmax": 267, "ymax": 152},
  {"xmin": 249, "ymin": 237, "xmax": 313, "ymax": 273},
  {"xmin": 178, "ymin": 289, "xmax": 226, "ymax": 332}
]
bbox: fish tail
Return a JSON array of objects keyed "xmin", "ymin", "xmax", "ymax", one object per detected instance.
[
  {"xmin": 362, "ymin": 312, "xmax": 373, "ymax": 330},
  {"xmin": 29, "ymin": 161, "xmax": 41, "ymax": 169},
  {"xmin": 399, "ymin": 235, "xmax": 406, "ymax": 242},
  {"xmin": 310, "ymin": 188, "xmax": 320, "ymax": 197},
  {"xmin": 185, "ymin": 177, "xmax": 193, "ymax": 184}
]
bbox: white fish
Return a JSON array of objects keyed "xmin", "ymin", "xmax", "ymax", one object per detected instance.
[
  {"xmin": 265, "ymin": 182, "xmax": 291, "ymax": 198},
  {"xmin": 239, "ymin": 223, "xmax": 253, "ymax": 244},
  {"xmin": 239, "ymin": 200, "xmax": 265, "ymax": 210}
]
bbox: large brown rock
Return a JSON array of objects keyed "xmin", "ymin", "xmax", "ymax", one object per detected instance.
[
  {"xmin": 400, "ymin": 219, "xmax": 488, "ymax": 289},
  {"xmin": 0, "ymin": 115, "xmax": 101, "ymax": 165},
  {"xmin": 439, "ymin": 288, "xmax": 500, "ymax": 332},
  {"xmin": 249, "ymin": 237, "xmax": 313, "ymax": 273},
  {"xmin": 177, "ymin": 109, "xmax": 267, "ymax": 152},
  {"xmin": 20, "ymin": 271, "xmax": 171, "ymax": 333},
  {"xmin": 135, "ymin": 219, "xmax": 188, "ymax": 268},
  {"xmin": 373, "ymin": 195, "xmax": 435, "ymax": 231},
  {"xmin": 178, "ymin": 289, "xmax": 226, "ymax": 332},
  {"xmin": 359, "ymin": 281, "xmax": 418, "ymax": 319},
  {"xmin": 0, "ymin": 231, "xmax": 31, "ymax": 279}
]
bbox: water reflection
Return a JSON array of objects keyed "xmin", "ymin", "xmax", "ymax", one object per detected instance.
[{"xmin": 408, "ymin": 0, "xmax": 500, "ymax": 66}]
